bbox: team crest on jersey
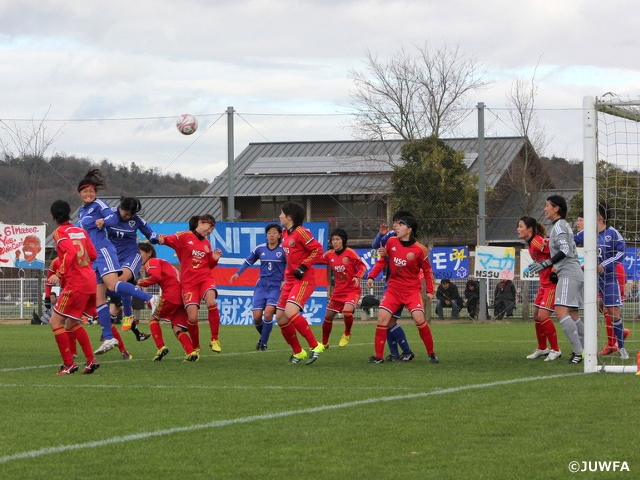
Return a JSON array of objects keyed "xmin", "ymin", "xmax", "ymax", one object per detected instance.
[
  {"xmin": 288, "ymin": 239, "xmax": 296, "ymax": 247},
  {"xmin": 407, "ymin": 252, "xmax": 415, "ymax": 261},
  {"xmin": 276, "ymin": 252, "xmax": 283, "ymax": 258},
  {"xmin": 204, "ymin": 245, "xmax": 210, "ymax": 253},
  {"xmin": 128, "ymin": 220, "xmax": 136, "ymax": 227},
  {"xmin": 342, "ymin": 257, "xmax": 349, "ymax": 265}
]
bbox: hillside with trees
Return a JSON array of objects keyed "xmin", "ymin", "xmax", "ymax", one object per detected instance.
[{"xmin": 0, "ymin": 153, "xmax": 209, "ymax": 232}]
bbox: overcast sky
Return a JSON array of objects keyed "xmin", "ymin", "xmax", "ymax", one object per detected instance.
[{"xmin": 1, "ymin": 0, "xmax": 639, "ymax": 181}]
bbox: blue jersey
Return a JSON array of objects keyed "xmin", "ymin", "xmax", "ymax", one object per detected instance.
[
  {"xmin": 372, "ymin": 231, "xmax": 396, "ymax": 249},
  {"xmin": 598, "ymin": 226, "xmax": 626, "ymax": 274},
  {"xmin": 77, "ymin": 199, "xmax": 114, "ymax": 250},
  {"xmin": 104, "ymin": 207, "xmax": 157, "ymax": 260},
  {"xmin": 237, "ymin": 243, "xmax": 285, "ymax": 285}
]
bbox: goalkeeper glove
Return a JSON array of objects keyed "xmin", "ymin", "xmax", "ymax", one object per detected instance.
[
  {"xmin": 293, "ymin": 264, "xmax": 308, "ymax": 280},
  {"xmin": 44, "ymin": 296, "xmax": 51, "ymax": 309},
  {"xmin": 528, "ymin": 259, "xmax": 553, "ymax": 274}
]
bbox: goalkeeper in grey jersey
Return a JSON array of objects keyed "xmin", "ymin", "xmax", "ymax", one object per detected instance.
[{"xmin": 528, "ymin": 195, "xmax": 585, "ymax": 364}]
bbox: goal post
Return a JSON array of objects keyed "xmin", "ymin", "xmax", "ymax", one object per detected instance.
[{"xmin": 583, "ymin": 95, "xmax": 640, "ymax": 373}]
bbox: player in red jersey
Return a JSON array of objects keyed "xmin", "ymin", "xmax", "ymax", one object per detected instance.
[
  {"xmin": 319, "ymin": 228, "xmax": 367, "ymax": 348},
  {"xmin": 517, "ymin": 216, "xmax": 561, "ymax": 361},
  {"xmin": 276, "ymin": 201, "xmax": 325, "ymax": 365},
  {"xmin": 47, "ymin": 200, "xmax": 101, "ymax": 375},
  {"xmin": 137, "ymin": 242, "xmax": 198, "ymax": 362},
  {"xmin": 158, "ymin": 214, "xmax": 222, "ymax": 354},
  {"xmin": 366, "ymin": 215, "xmax": 439, "ymax": 364}
]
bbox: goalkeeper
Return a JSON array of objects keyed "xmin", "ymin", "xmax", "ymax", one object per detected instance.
[{"xmin": 528, "ymin": 195, "xmax": 585, "ymax": 365}]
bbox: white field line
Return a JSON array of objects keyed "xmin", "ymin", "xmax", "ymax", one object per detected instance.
[{"xmin": 0, "ymin": 373, "xmax": 580, "ymax": 464}]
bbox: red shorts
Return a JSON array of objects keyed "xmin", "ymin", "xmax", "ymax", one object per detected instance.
[
  {"xmin": 182, "ymin": 279, "xmax": 217, "ymax": 307},
  {"xmin": 380, "ymin": 288, "xmax": 425, "ymax": 314},
  {"xmin": 277, "ymin": 280, "xmax": 315, "ymax": 310},
  {"xmin": 327, "ymin": 290, "xmax": 361, "ymax": 313},
  {"xmin": 534, "ymin": 285, "xmax": 555, "ymax": 311},
  {"xmin": 153, "ymin": 297, "xmax": 189, "ymax": 329},
  {"xmin": 54, "ymin": 289, "xmax": 97, "ymax": 321}
]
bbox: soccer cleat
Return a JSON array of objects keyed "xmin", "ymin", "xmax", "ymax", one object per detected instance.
[
  {"xmin": 526, "ymin": 348, "xmax": 550, "ymax": 360},
  {"xmin": 257, "ymin": 343, "xmax": 268, "ymax": 351},
  {"xmin": 544, "ymin": 350, "xmax": 562, "ymax": 362},
  {"xmin": 305, "ymin": 343, "xmax": 325, "ymax": 365},
  {"xmin": 57, "ymin": 363, "xmax": 79, "ymax": 375},
  {"xmin": 255, "ymin": 341, "xmax": 262, "ymax": 351},
  {"xmin": 619, "ymin": 347, "xmax": 629, "ymax": 360},
  {"xmin": 385, "ymin": 354, "xmax": 400, "ymax": 362},
  {"xmin": 368, "ymin": 355, "xmax": 384, "ymax": 364},
  {"xmin": 322, "ymin": 343, "xmax": 330, "ymax": 349},
  {"xmin": 121, "ymin": 315, "xmax": 133, "ymax": 331},
  {"xmin": 121, "ymin": 350, "xmax": 133, "ymax": 360},
  {"xmin": 289, "ymin": 350, "xmax": 308, "ymax": 364},
  {"xmin": 183, "ymin": 351, "xmax": 200, "ymax": 362},
  {"xmin": 338, "ymin": 334, "xmax": 351, "ymax": 347},
  {"xmin": 598, "ymin": 344, "xmax": 618, "ymax": 356},
  {"xmin": 210, "ymin": 339, "xmax": 222, "ymax": 353},
  {"xmin": 82, "ymin": 359, "xmax": 100, "ymax": 374},
  {"xmin": 399, "ymin": 352, "xmax": 416, "ymax": 362},
  {"xmin": 94, "ymin": 337, "xmax": 119, "ymax": 355},
  {"xmin": 153, "ymin": 346, "xmax": 169, "ymax": 361},
  {"xmin": 136, "ymin": 332, "xmax": 151, "ymax": 342},
  {"xmin": 624, "ymin": 328, "xmax": 631, "ymax": 340},
  {"xmin": 566, "ymin": 352, "xmax": 583, "ymax": 364},
  {"xmin": 429, "ymin": 353, "xmax": 439, "ymax": 364}
]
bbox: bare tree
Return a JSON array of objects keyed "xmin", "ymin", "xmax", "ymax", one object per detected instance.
[
  {"xmin": 348, "ymin": 42, "xmax": 491, "ymax": 141},
  {"xmin": 504, "ymin": 63, "xmax": 555, "ymax": 215},
  {"xmin": 0, "ymin": 107, "xmax": 64, "ymax": 223}
]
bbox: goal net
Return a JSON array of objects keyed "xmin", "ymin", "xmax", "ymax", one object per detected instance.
[{"xmin": 583, "ymin": 95, "xmax": 640, "ymax": 373}]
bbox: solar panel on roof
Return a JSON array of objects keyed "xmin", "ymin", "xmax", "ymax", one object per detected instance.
[{"xmin": 245, "ymin": 155, "xmax": 398, "ymax": 175}]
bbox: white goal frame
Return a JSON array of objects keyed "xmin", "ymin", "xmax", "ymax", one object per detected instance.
[{"xmin": 583, "ymin": 96, "xmax": 640, "ymax": 373}]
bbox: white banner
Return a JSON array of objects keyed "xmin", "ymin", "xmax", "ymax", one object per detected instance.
[
  {"xmin": 474, "ymin": 245, "xmax": 515, "ymax": 280},
  {"xmin": 0, "ymin": 224, "xmax": 47, "ymax": 269}
]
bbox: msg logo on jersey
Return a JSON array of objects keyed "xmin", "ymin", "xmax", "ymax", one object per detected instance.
[
  {"xmin": 393, "ymin": 257, "xmax": 407, "ymax": 267},
  {"xmin": 334, "ymin": 265, "xmax": 346, "ymax": 273},
  {"xmin": 192, "ymin": 250, "xmax": 206, "ymax": 258}
]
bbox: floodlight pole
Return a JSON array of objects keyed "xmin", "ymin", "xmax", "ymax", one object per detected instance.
[
  {"xmin": 477, "ymin": 102, "xmax": 488, "ymax": 322},
  {"xmin": 227, "ymin": 106, "xmax": 235, "ymax": 222}
]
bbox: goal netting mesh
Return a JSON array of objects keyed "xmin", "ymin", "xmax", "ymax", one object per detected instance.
[{"xmin": 584, "ymin": 95, "xmax": 640, "ymax": 373}]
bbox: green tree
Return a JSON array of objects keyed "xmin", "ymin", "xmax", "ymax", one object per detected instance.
[{"xmin": 390, "ymin": 136, "xmax": 478, "ymax": 242}]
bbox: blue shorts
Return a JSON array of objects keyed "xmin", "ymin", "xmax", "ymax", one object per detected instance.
[
  {"xmin": 599, "ymin": 273, "xmax": 622, "ymax": 307},
  {"xmin": 118, "ymin": 252, "xmax": 143, "ymax": 277},
  {"xmin": 93, "ymin": 243, "xmax": 123, "ymax": 283},
  {"xmin": 253, "ymin": 279, "xmax": 281, "ymax": 311}
]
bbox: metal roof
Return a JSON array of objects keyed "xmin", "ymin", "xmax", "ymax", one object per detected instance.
[{"xmin": 203, "ymin": 137, "xmax": 529, "ymax": 197}]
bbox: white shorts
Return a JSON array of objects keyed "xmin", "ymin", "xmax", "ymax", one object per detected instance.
[{"xmin": 554, "ymin": 276, "xmax": 583, "ymax": 309}]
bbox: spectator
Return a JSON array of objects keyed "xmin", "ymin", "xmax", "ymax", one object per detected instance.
[
  {"xmin": 435, "ymin": 279, "xmax": 463, "ymax": 319},
  {"xmin": 464, "ymin": 280, "xmax": 480, "ymax": 320},
  {"xmin": 494, "ymin": 279, "xmax": 517, "ymax": 320}
]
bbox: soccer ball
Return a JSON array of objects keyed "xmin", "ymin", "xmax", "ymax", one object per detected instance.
[{"xmin": 176, "ymin": 114, "xmax": 198, "ymax": 135}]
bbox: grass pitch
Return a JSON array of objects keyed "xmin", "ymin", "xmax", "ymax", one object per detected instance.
[{"xmin": 0, "ymin": 320, "xmax": 638, "ymax": 479}]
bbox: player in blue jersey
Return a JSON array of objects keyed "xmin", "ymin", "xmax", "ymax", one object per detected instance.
[
  {"xmin": 103, "ymin": 196, "xmax": 158, "ymax": 340},
  {"xmin": 594, "ymin": 203, "xmax": 629, "ymax": 359},
  {"xmin": 372, "ymin": 210, "xmax": 415, "ymax": 361},
  {"xmin": 77, "ymin": 169, "xmax": 153, "ymax": 356},
  {"xmin": 229, "ymin": 223, "xmax": 285, "ymax": 350}
]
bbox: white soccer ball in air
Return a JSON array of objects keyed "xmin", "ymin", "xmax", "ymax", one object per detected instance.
[{"xmin": 176, "ymin": 114, "xmax": 198, "ymax": 135}]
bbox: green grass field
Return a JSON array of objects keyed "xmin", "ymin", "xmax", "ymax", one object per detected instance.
[{"xmin": 0, "ymin": 320, "xmax": 638, "ymax": 479}]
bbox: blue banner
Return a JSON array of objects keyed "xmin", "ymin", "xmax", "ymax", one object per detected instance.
[
  {"xmin": 430, "ymin": 246, "xmax": 470, "ymax": 280},
  {"xmin": 146, "ymin": 221, "xmax": 329, "ymax": 325},
  {"xmin": 624, "ymin": 247, "xmax": 640, "ymax": 281}
]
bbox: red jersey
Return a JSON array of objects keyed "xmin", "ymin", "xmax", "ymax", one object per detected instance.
[
  {"xmin": 138, "ymin": 257, "xmax": 183, "ymax": 305},
  {"xmin": 528, "ymin": 235, "xmax": 553, "ymax": 287},
  {"xmin": 322, "ymin": 247, "xmax": 367, "ymax": 294},
  {"xmin": 162, "ymin": 230, "xmax": 218, "ymax": 287},
  {"xmin": 51, "ymin": 221, "xmax": 98, "ymax": 295},
  {"xmin": 282, "ymin": 225, "xmax": 323, "ymax": 281},
  {"xmin": 368, "ymin": 237, "xmax": 435, "ymax": 294}
]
